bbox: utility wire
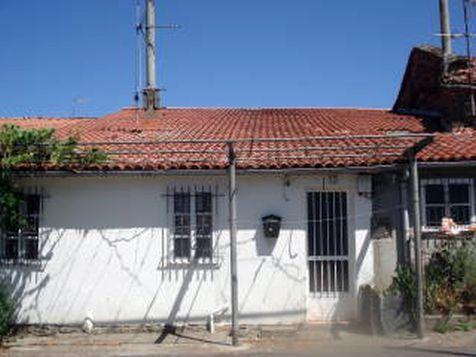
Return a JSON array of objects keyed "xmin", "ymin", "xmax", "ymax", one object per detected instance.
[
  {"xmin": 134, "ymin": 0, "xmax": 143, "ymax": 109},
  {"xmin": 463, "ymin": 0, "xmax": 476, "ymax": 116}
]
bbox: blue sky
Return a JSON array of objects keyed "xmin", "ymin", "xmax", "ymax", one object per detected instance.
[{"xmin": 0, "ymin": 1, "xmax": 471, "ymax": 117}]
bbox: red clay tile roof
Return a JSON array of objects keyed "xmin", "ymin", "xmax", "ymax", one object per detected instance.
[
  {"xmin": 1, "ymin": 108, "xmax": 475, "ymax": 170},
  {"xmin": 418, "ymin": 129, "xmax": 476, "ymax": 163}
]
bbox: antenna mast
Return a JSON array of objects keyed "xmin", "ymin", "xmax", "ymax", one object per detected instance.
[
  {"xmin": 136, "ymin": 0, "xmax": 180, "ymax": 111},
  {"xmin": 143, "ymin": 0, "xmax": 159, "ymax": 110},
  {"xmin": 437, "ymin": 0, "xmax": 476, "ymax": 118},
  {"xmin": 439, "ymin": 0, "xmax": 453, "ymax": 58}
]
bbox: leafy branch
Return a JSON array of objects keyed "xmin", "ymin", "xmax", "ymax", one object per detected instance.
[{"xmin": 0, "ymin": 124, "xmax": 107, "ymax": 230}]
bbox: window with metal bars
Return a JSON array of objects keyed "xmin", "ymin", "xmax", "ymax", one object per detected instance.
[
  {"xmin": 172, "ymin": 189, "xmax": 213, "ymax": 260},
  {"xmin": 2, "ymin": 194, "xmax": 41, "ymax": 262},
  {"xmin": 307, "ymin": 192, "xmax": 349, "ymax": 294},
  {"xmin": 422, "ymin": 179, "xmax": 475, "ymax": 228}
]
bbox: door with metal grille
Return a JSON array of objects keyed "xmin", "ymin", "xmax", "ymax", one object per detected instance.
[{"xmin": 307, "ymin": 191, "xmax": 353, "ymax": 321}]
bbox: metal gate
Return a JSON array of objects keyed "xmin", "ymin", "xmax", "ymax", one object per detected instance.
[{"xmin": 307, "ymin": 191, "xmax": 351, "ymax": 320}]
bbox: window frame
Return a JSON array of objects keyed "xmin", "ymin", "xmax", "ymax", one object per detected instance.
[
  {"xmin": 173, "ymin": 191, "xmax": 192, "ymax": 260},
  {"xmin": 1, "ymin": 192, "xmax": 42, "ymax": 264},
  {"xmin": 170, "ymin": 187, "xmax": 216, "ymax": 264},
  {"xmin": 421, "ymin": 178, "xmax": 476, "ymax": 230}
]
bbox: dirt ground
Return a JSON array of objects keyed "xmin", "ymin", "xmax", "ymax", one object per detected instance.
[{"xmin": 1, "ymin": 323, "xmax": 476, "ymax": 356}]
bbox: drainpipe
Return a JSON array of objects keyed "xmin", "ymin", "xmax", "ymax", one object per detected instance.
[{"xmin": 400, "ymin": 178, "xmax": 411, "ymax": 265}]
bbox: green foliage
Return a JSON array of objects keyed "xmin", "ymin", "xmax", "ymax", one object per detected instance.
[
  {"xmin": 0, "ymin": 177, "xmax": 24, "ymax": 231},
  {"xmin": 0, "ymin": 124, "xmax": 106, "ymax": 168},
  {"xmin": 0, "ymin": 124, "xmax": 107, "ymax": 334},
  {"xmin": 389, "ymin": 265, "xmax": 417, "ymax": 321},
  {"xmin": 390, "ymin": 243, "xmax": 476, "ymax": 333},
  {"xmin": 0, "ymin": 124, "xmax": 107, "ymax": 231},
  {"xmin": 433, "ymin": 317, "xmax": 452, "ymax": 334},
  {"xmin": 425, "ymin": 243, "xmax": 476, "ymax": 315},
  {"xmin": 0, "ymin": 124, "xmax": 55, "ymax": 168},
  {"xmin": 462, "ymin": 245, "xmax": 476, "ymax": 313},
  {"xmin": 0, "ymin": 284, "xmax": 13, "ymax": 337},
  {"xmin": 433, "ymin": 317, "xmax": 476, "ymax": 334}
]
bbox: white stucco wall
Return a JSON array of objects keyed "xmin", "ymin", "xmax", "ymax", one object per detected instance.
[{"xmin": 0, "ymin": 173, "xmax": 373, "ymax": 325}]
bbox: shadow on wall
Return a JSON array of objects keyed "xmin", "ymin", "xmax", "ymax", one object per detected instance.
[
  {"xmin": 239, "ymin": 223, "xmax": 304, "ymax": 314},
  {"xmin": 0, "ymin": 228, "xmax": 61, "ymax": 324},
  {"xmin": 328, "ymin": 226, "xmax": 372, "ymax": 336},
  {"xmin": 2, "ymin": 223, "xmax": 305, "ymax": 327},
  {"xmin": 1, "ymin": 177, "xmax": 306, "ymax": 327},
  {"xmin": 2, "ymin": 176, "xmax": 378, "ymax": 328}
]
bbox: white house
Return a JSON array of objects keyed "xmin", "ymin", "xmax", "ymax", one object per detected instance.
[
  {"xmin": 3, "ymin": 0, "xmax": 476, "ymax": 329},
  {"xmin": 0, "ymin": 107, "xmax": 445, "ymax": 326},
  {"xmin": 4, "ymin": 173, "xmax": 371, "ymax": 325}
]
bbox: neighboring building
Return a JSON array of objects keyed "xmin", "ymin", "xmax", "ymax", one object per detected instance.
[
  {"xmin": 377, "ymin": 45, "xmax": 476, "ymax": 267},
  {"xmin": 0, "ymin": 46, "xmax": 475, "ymax": 326}
]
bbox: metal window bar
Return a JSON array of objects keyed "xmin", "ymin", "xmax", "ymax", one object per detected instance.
[
  {"xmin": 20, "ymin": 194, "xmax": 40, "ymax": 260},
  {"xmin": 194, "ymin": 186, "xmax": 213, "ymax": 261},
  {"xmin": 308, "ymin": 192, "xmax": 349, "ymax": 296},
  {"xmin": 1, "ymin": 190, "xmax": 41, "ymax": 264},
  {"xmin": 173, "ymin": 187, "xmax": 191, "ymax": 261},
  {"xmin": 164, "ymin": 185, "xmax": 222, "ymax": 267}
]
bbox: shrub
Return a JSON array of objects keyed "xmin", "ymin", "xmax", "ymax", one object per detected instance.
[
  {"xmin": 389, "ymin": 242, "xmax": 476, "ymax": 334},
  {"xmin": 389, "ymin": 266, "xmax": 417, "ymax": 321},
  {"xmin": 433, "ymin": 318, "xmax": 452, "ymax": 334},
  {"xmin": 462, "ymin": 246, "xmax": 476, "ymax": 313},
  {"xmin": 0, "ymin": 284, "xmax": 13, "ymax": 337}
]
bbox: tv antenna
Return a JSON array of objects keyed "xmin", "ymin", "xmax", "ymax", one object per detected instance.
[
  {"xmin": 436, "ymin": 0, "xmax": 476, "ymax": 117},
  {"xmin": 133, "ymin": 0, "xmax": 181, "ymax": 110}
]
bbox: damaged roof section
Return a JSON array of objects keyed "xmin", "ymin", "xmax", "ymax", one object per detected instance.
[
  {"xmin": 393, "ymin": 45, "xmax": 476, "ymax": 128},
  {"xmin": 444, "ymin": 55, "xmax": 476, "ymax": 86}
]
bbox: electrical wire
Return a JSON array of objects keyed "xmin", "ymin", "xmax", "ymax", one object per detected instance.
[
  {"xmin": 134, "ymin": 0, "xmax": 143, "ymax": 110},
  {"xmin": 463, "ymin": 0, "xmax": 476, "ymax": 116}
]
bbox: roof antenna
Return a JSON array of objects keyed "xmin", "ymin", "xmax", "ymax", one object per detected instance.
[
  {"xmin": 140, "ymin": 0, "xmax": 180, "ymax": 111},
  {"xmin": 439, "ymin": 0, "xmax": 453, "ymax": 77},
  {"xmin": 439, "ymin": 0, "xmax": 453, "ymax": 58}
]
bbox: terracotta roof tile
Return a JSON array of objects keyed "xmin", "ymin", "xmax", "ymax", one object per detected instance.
[
  {"xmin": 2, "ymin": 108, "xmax": 474, "ymax": 170},
  {"xmin": 418, "ymin": 129, "xmax": 476, "ymax": 163}
]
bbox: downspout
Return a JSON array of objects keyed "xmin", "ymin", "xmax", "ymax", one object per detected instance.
[
  {"xmin": 402, "ymin": 137, "xmax": 433, "ymax": 338},
  {"xmin": 400, "ymin": 175, "xmax": 411, "ymax": 265}
]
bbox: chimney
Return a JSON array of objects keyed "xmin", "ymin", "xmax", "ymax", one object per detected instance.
[
  {"xmin": 439, "ymin": 0, "xmax": 452, "ymax": 59},
  {"xmin": 143, "ymin": 0, "xmax": 159, "ymax": 110}
]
